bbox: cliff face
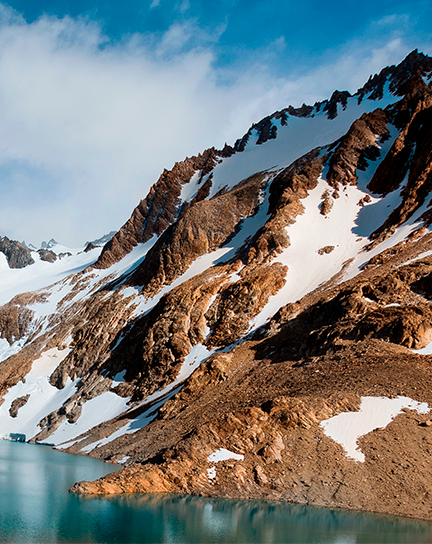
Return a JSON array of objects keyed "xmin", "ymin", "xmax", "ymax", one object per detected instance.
[
  {"xmin": 94, "ymin": 148, "xmax": 220, "ymax": 269},
  {"xmin": 1, "ymin": 50, "xmax": 432, "ymax": 521}
]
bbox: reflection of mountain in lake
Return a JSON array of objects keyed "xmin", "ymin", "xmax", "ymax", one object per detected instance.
[{"xmin": 1, "ymin": 441, "xmax": 431, "ymax": 544}]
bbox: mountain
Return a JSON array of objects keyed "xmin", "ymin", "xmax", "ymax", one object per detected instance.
[
  {"xmin": 0, "ymin": 236, "xmax": 35, "ymax": 268},
  {"xmin": 1, "ymin": 49, "xmax": 432, "ymax": 520}
]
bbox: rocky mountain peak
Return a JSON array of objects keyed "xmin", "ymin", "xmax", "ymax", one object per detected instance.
[
  {"xmin": 40, "ymin": 239, "xmax": 58, "ymax": 250},
  {"xmin": 86, "ymin": 231, "xmax": 117, "ymax": 248},
  {"xmin": 94, "ymin": 147, "xmax": 220, "ymax": 269},
  {"xmin": 0, "ymin": 236, "xmax": 35, "ymax": 269}
]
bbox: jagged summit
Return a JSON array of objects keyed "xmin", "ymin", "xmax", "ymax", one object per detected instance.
[
  {"xmin": 93, "ymin": 50, "xmax": 432, "ymax": 274},
  {"xmin": 86, "ymin": 231, "xmax": 117, "ymax": 248},
  {"xmin": 40, "ymin": 239, "xmax": 59, "ymax": 250},
  {"xmin": 1, "ymin": 50, "xmax": 432, "ymax": 521},
  {"xmin": 23, "ymin": 241, "xmax": 38, "ymax": 252}
]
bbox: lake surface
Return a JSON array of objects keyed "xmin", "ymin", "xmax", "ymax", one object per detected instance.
[{"xmin": 0, "ymin": 441, "xmax": 432, "ymax": 543}]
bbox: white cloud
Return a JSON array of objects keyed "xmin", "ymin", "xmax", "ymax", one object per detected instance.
[
  {"xmin": 0, "ymin": 5, "xmax": 428, "ymax": 247},
  {"xmin": 176, "ymin": 0, "xmax": 191, "ymax": 13}
]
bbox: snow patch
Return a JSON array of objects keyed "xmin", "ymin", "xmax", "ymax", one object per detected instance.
[
  {"xmin": 320, "ymin": 396, "xmax": 430, "ymax": 462},
  {"xmin": 117, "ymin": 456, "xmax": 130, "ymax": 464},
  {"xmin": 207, "ymin": 448, "xmax": 244, "ymax": 463},
  {"xmin": 207, "ymin": 467, "xmax": 217, "ymax": 480},
  {"xmin": 47, "ymin": 390, "xmax": 131, "ymax": 446},
  {"xmin": 0, "ymin": 345, "xmax": 77, "ymax": 441},
  {"xmin": 180, "ymin": 171, "xmax": 201, "ymax": 203},
  {"xmin": 0, "ymin": 337, "xmax": 27, "ymax": 363},
  {"xmin": 119, "ymin": 286, "xmax": 141, "ymax": 299},
  {"xmin": 411, "ymin": 342, "xmax": 432, "ymax": 355},
  {"xmin": 112, "ymin": 370, "xmax": 126, "ymax": 386}
]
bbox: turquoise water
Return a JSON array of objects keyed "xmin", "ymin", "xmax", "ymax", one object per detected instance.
[{"xmin": 0, "ymin": 441, "xmax": 431, "ymax": 543}]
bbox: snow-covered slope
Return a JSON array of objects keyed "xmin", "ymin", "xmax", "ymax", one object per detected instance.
[{"xmin": 0, "ymin": 244, "xmax": 100, "ymax": 307}]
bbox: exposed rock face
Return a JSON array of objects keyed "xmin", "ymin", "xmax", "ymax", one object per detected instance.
[
  {"xmin": 0, "ymin": 237, "xmax": 34, "ymax": 268},
  {"xmin": 323, "ymin": 90, "xmax": 351, "ymax": 119},
  {"xmin": 2, "ymin": 50, "xmax": 432, "ymax": 523},
  {"xmin": 205, "ymin": 264, "xmax": 287, "ymax": 348},
  {"xmin": 359, "ymin": 50, "xmax": 432, "ymax": 101},
  {"xmin": 128, "ymin": 172, "xmax": 268, "ymax": 295},
  {"xmin": 83, "ymin": 242, "xmax": 96, "ymax": 253},
  {"xmin": 95, "ymin": 148, "xmax": 220, "ymax": 269},
  {"xmin": 246, "ymin": 150, "xmax": 324, "ymax": 265},
  {"xmin": 9, "ymin": 395, "xmax": 30, "ymax": 418},
  {"xmin": 38, "ymin": 249, "xmax": 57, "ymax": 263},
  {"xmin": 326, "ymin": 108, "xmax": 389, "ymax": 188},
  {"xmin": 368, "ymin": 78, "xmax": 432, "ymax": 244},
  {"xmin": 0, "ymin": 292, "xmax": 45, "ymax": 344}
]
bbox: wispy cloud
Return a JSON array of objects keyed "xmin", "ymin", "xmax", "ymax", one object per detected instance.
[{"xmin": 0, "ymin": 5, "xmax": 428, "ymax": 246}]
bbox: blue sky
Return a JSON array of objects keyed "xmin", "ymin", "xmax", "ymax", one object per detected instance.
[
  {"xmin": 0, "ymin": 0, "xmax": 430, "ymax": 246},
  {"xmin": 6, "ymin": 0, "xmax": 431, "ymax": 72}
]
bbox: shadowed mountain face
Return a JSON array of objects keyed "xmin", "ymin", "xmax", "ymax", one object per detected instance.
[{"xmin": 2, "ymin": 50, "xmax": 432, "ymax": 521}]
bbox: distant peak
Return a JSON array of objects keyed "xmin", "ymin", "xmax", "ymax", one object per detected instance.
[
  {"xmin": 86, "ymin": 231, "xmax": 117, "ymax": 248},
  {"xmin": 40, "ymin": 238, "xmax": 59, "ymax": 250}
]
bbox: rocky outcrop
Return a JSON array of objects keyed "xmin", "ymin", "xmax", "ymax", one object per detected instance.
[
  {"xmin": 128, "ymin": 171, "xmax": 269, "ymax": 295},
  {"xmin": 94, "ymin": 149, "xmax": 220, "ymax": 269},
  {"xmin": 322, "ymin": 90, "xmax": 351, "ymax": 119},
  {"xmin": 357, "ymin": 49, "xmax": 432, "ymax": 102},
  {"xmin": 368, "ymin": 79, "xmax": 432, "ymax": 244},
  {"xmin": 9, "ymin": 395, "xmax": 30, "ymax": 418},
  {"xmin": 0, "ymin": 236, "xmax": 34, "ymax": 268},
  {"xmin": 83, "ymin": 242, "xmax": 96, "ymax": 253},
  {"xmin": 205, "ymin": 264, "xmax": 287, "ymax": 347},
  {"xmin": 0, "ymin": 292, "xmax": 47, "ymax": 344},
  {"xmin": 38, "ymin": 249, "xmax": 57, "ymax": 263},
  {"xmin": 326, "ymin": 108, "xmax": 389, "ymax": 188},
  {"xmin": 246, "ymin": 149, "xmax": 325, "ymax": 265}
]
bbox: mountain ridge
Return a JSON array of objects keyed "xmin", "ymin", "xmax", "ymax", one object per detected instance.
[{"xmin": 0, "ymin": 50, "xmax": 432, "ymax": 521}]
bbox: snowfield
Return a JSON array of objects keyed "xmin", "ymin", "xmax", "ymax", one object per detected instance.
[{"xmin": 0, "ymin": 245, "xmax": 101, "ymax": 307}]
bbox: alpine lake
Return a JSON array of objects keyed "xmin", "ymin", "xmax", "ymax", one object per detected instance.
[{"xmin": 0, "ymin": 440, "xmax": 431, "ymax": 543}]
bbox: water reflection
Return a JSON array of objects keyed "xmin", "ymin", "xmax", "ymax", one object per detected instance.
[
  {"xmin": 63, "ymin": 494, "xmax": 432, "ymax": 544},
  {"xmin": 0, "ymin": 441, "xmax": 431, "ymax": 543}
]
